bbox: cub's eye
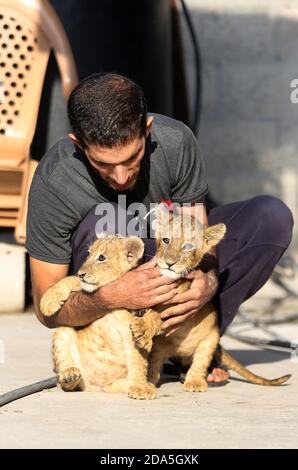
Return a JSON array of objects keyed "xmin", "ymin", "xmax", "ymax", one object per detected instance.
[
  {"xmin": 182, "ymin": 242, "xmax": 196, "ymax": 251},
  {"xmin": 162, "ymin": 238, "xmax": 170, "ymax": 244},
  {"xmin": 97, "ymin": 254, "xmax": 106, "ymax": 262}
]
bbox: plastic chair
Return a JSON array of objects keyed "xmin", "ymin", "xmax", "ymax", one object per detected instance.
[{"xmin": 0, "ymin": 0, "xmax": 78, "ymax": 243}]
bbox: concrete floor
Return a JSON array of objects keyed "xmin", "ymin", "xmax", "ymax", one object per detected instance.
[{"xmin": 0, "ymin": 312, "xmax": 298, "ymax": 449}]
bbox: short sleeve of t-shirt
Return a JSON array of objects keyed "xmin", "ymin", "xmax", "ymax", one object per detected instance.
[
  {"xmin": 25, "ymin": 173, "xmax": 80, "ymax": 264},
  {"xmin": 170, "ymin": 124, "xmax": 208, "ymax": 203}
]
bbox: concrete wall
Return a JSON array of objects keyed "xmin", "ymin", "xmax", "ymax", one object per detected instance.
[{"xmin": 182, "ymin": 0, "xmax": 298, "ymax": 250}]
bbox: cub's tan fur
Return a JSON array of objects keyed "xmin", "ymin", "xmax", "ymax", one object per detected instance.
[
  {"xmin": 40, "ymin": 235, "xmax": 157, "ymax": 400},
  {"xmin": 130, "ymin": 206, "xmax": 291, "ymax": 391}
]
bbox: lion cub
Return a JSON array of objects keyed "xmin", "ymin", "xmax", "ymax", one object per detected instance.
[
  {"xmin": 130, "ymin": 206, "xmax": 291, "ymax": 391},
  {"xmin": 40, "ymin": 235, "xmax": 157, "ymax": 400}
]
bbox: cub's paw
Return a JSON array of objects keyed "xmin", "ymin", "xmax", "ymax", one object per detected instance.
[
  {"xmin": 130, "ymin": 318, "xmax": 153, "ymax": 352},
  {"xmin": 184, "ymin": 378, "xmax": 208, "ymax": 393},
  {"xmin": 128, "ymin": 383, "xmax": 158, "ymax": 400},
  {"xmin": 40, "ymin": 284, "xmax": 72, "ymax": 316},
  {"xmin": 58, "ymin": 367, "xmax": 82, "ymax": 391}
]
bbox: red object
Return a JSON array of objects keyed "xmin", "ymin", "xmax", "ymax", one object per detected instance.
[{"xmin": 160, "ymin": 198, "xmax": 174, "ymax": 211}]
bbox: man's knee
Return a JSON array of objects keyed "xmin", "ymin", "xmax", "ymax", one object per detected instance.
[{"xmin": 250, "ymin": 195, "xmax": 294, "ymax": 248}]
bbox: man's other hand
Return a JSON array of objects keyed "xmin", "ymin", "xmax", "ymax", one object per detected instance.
[{"xmin": 159, "ymin": 270, "xmax": 218, "ymax": 336}]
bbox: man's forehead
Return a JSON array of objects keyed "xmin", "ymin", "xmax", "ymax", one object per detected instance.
[{"xmin": 86, "ymin": 138, "xmax": 144, "ymax": 164}]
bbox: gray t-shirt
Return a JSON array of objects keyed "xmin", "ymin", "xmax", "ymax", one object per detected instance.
[{"xmin": 26, "ymin": 113, "xmax": 208, "ymax": 264}]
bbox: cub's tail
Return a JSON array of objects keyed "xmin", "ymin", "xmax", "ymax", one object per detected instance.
[{"xmin": 219, "ymin": 346, "xmax": 291, "ymax": 386}]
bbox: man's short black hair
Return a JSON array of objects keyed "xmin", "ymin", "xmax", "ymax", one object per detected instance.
[{"xmin": 68, "ymin": 72, "xmax": 148, "ymax": 149}]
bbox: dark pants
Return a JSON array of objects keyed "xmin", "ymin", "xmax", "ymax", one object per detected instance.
[{"xmin": 70, "ymin": 195, "xmax": 294, "ymax": 335}]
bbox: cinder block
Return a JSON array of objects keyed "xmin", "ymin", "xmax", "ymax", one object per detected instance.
[
  {"xmin": 201, "ymin": 63, "xmax": 221, "ymax": 118},
  {"xmin": 220, "ymin": 167, "xmax": 298, "ymax": 251},
  {"xmin": 182, "ymin": 61, "xmax": 221, "ymax": 120},
  {"xmin": 274, "ymin": 12, "xmax": 298, "ymax": 63},
  {"xmin": 190, "ymin": 10, "xmax": 275, "ymax": 63},
  {"xmin": 280, "ymin": 125, "xmax": 298, "ymax": 153},
  {"xmin": 0, "ymin": 243, "xmax": 26, "ymax": 313},
  {"xmin": 221, "ymin": 64, "xmax": 280, "ymax": 119},
  {"xmin": 199, "ymin": 62, "xmax": 298, "ymax": 124},
  {"xmin": 220, "ymin": 169, "xmax": 280, "ymax": 202},
  {"xmin": 197, "ymin": 120, "xmax": 277, "ymax": 204},
  {"xmin": 185, "ymin": 0, "xmax": 280, "ymax": 13},
  {"xmin": 198, "ymin": 120, "xmax": 277, "ymax": 173}
]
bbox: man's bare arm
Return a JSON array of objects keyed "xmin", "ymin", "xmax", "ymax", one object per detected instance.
[
  {"xmin": 30, "ymin": 256, "xmax": 178, "ymax": 329},
  {"xmin": 30, "ymin": 257, "xmax": 111, "ymax": 328}
]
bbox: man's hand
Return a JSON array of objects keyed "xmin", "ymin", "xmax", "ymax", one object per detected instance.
[
  {"xmin": 160, "ymin": 270, "xmax": 219, "ymax": 336},
  {"xmin": 100, "ymin": 257, "xmax": 179, "ymax": 311}
]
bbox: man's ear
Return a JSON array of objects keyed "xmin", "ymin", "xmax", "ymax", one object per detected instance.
[
  {"xmin": 68, "ymin": 133, "xmax": 84, "ymax": 151},
  {"xmin": 145, "ymin": 116, "xmax": 154, "ymax": 138},
  {"xmin": 203, "ymin": 224, "xmax": 226, "ymax": 249},
  {"xmin": 123, "ymin": 237, "xmax": 144, "ymax": 263}
]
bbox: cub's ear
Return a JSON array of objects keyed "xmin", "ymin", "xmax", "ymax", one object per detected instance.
[
  {"xmin": 203, "ymin": 223, "xmax": 226, "ymax": 249},
  {"xmin": 123, "ymin": 237, "xmax": 145, "ymax": 263}
]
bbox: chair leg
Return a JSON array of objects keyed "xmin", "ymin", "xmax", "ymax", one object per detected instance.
[{"xmin": 15, "ymin": 159, "xmax": 38, "ymax": 244}]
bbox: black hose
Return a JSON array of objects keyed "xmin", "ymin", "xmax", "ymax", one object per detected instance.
[
  {"xmin": 226, "ymin": 332, "xmax": 298, "ymax": 353},
  {"xmin": 180, "ymin": 0, "xmax": 202, "ymax": 134},
  {"xmin": 0, "ymin": 377, "xmax": 57, "ymax": 407}
]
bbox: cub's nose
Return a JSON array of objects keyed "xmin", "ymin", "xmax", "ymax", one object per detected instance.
[
  {"xmin": 78, "ymin": 271, "xmax": 86, "ymax": 280},
  {"xmin": 165, "ymin": 260, "xmax": 176, "ymax": 268}
]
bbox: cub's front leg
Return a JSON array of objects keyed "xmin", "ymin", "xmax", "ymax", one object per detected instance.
[
  {"xmin": 124, "ymin": 334, "xmax": 158, "ymax": 400},
  {"xmin": 40, "ymin": 276, "xmax": 81, "ymax": 317},
  {"xmin": 183, "ymin": 329, "xmax": 219, "ymax": 393},
  {"xmin": 130, "ymin": 309, "xmax": 162, "ymax": 352}
]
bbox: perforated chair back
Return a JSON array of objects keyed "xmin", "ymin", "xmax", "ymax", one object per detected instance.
[{"xmin": 0, "ymin": 0, "xmax": 78, "ymax": 167}]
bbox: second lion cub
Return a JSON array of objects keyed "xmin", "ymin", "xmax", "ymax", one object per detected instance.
[{"xmin": 130, "ymin": 206, "xmax": 291, "ymax": 391}]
